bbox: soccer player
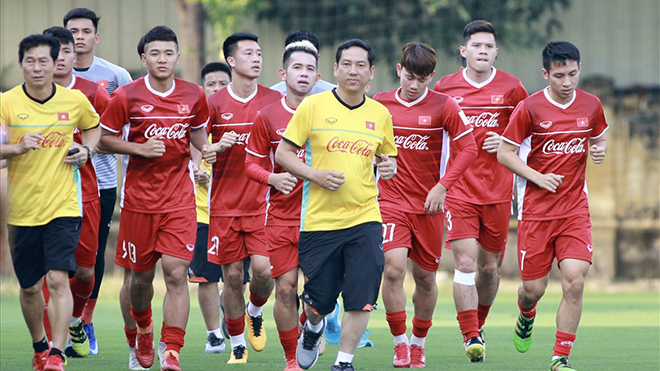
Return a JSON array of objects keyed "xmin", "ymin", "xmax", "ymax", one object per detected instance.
[
  {"xmin": 245, "ymin": 40, "xmax": 320, "ymax": 370},
  {"xmin": 187, "ymin": 61, "xmax": 231, "ymax": 354},
  {"xmin": 498, "ymin": 41, "xmax": 608, "ymax": 371},
  {"xmin": 205, "ymin": 32, "xmax": 282, "ymax": 364},
  {"xmin": 374, "ymin": 42, "xmax": 477, "ymax": 368},
  {"xmin": 39, "ymin": 26, "xmax": 110, "ymax": 359},
  {"xmin": 275, "ymin": 39, "xmax": 397, "ymax": 371},
  {"xmin": 63, "ymin": 7, "xmax": 133, "ymax": 355},
  {"xmin": 433, "ymin": 20, "xmax": 529, "ymax": 362},
  {"xmin": 98, "ymin": 26, "xmax": 215, "ymax": 371},
  {"xmin": 1, "ymin": 33, "xmax": 100, "ymax": 371}
]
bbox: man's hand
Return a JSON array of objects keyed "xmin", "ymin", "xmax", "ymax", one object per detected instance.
[
  {"xmin": 424, "ymin": 182, "xmax": 447, "ymax": 214},
  {"xmin": 482, "ymin": 131, "xmax": 501, "ymax": 153},
  {"xmin": 19, "ymin": 132, "xmax": 44, "ymax": 154},
  {"xmin": 209, "ymin": 131, "xmax": 238, "ymax": 154},
  {"xmin": 532, "ymin": 173, "xmax": 564, "ymax": 193},
  {"xmin": 191, "ymin": 162, "xmax": 209, "ymax": 185},
  {"xmin": 201, "ymin": 144, "xmax": 216, "ymax": 164},
  {"xmin": 376, "ymin": 154, "xmax": 396, "ymax": 180},
  {"xmin": 268, "ymin": 172, "xmax": 298, "ymax": 194},
  {"xmin": 590, "ymin": 144, "xmax": 606, "ymax": 164},
  {"xmin": 313, "ymin": 169, "xmax": 345, "ymax": 191},
  {"xmin": 138, "ymin": 136, "xmax": 166, "ymax": 158},
  {"xmin": 64, "ymin": 142, "xmax": 88, "ymax": 167}
]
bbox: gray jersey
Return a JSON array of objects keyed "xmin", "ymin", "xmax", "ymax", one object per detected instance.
[
  {"xmin": 73, "ymin": 56, "xmax": 132, "ymax": 190},
  {"xmin": 270, "ymin": 78, "xmax": 336, "ymax": 95}
]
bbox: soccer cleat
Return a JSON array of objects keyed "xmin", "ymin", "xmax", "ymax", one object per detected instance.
[
  {"xmin": 43, "ymin": 355, "xmax": 65, "ymax": 371},
  {"xmin": 157, "ymin": 341, "xmax": 166, "ymax": 368},
  {"xmin": 410, "ymin": 345, "xmax": 426, "ymax": 368},
  {"xmin": 549, "ymin": 356, "xmax": 576, "ymax": 371},
  {"xmin": 464, "ymin": 336, "xmax": 485, "ymax": 362},
  {"xmin": 135, "ymin": 330, "xmax": 155, "ymax": 368},
  {"xmin": 357, "ymin": 329, "xmax": 374, "ymax": 348},
  {"xmin": 246, "ymin": 305, "xmax": 267, "ymax": 351},
  {"xmin": 68, "ymin": 320, "xmax": 90, "ymax": 357},
  {"xmin": 479, "ymin": 328, "xmax": 485, "ymax": 343},
  {"xmin": 32, "ymin": 349, "xmax": 49, "ymax": 371},
  {"xmin": 392, "ymin": 342, "xmax": 411, "ymax": 368},
  {"xmin": 219, "ymin": 290, "xmax": 230, "ymax": 339},
  {"xmin": 513, "ymin": 313, "xmax": 535, "ymax": 353},
  {"xmin": 285, "ymin": 357, "xmax": 304, "ymax": 371},
  {"xmin": 205, "ymin": 332, "xmax": 226, "ymax": 353},
  {"xmin": 227, "ymin": 345, "xmax": 248, "ymax": 364},
  {"xmin": 83, "ymin": 322, "xmax": 98, "ymax": 355},
  {"xmin": 324, "ymin": 301, "xmax": 341, "ymax": 345},
  {"xmin": 128, "ymin": 346, "xmax": 148, "ymax": 370},
  {"xmin": 160, "ymin": 350, "xmax": 182, "ymax": 371},
  {"xmin": 330, "ymin": 362, "xmax": 355, "ymax": 371},
  {"xmin": 296, "ymin": 319, "xmax": 326, "ymax": 369}
]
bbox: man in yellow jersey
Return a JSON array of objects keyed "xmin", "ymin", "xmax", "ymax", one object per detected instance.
[
  {"xmin": 1, "ymin": 34, "xmax": 100, "ymax": 371},
  {"xmin": 276, "ymin": 39, "xmax": 397, "ymax": 371}
]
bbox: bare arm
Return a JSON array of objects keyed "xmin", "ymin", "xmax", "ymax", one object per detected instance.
[
  {"xmin": 589, "ymin": 136, "xmax": 607, "ymax": 164},
  {"xmin": 0, "ymin": 132, "xmax": 43, "ymax": 160},
  {"xmin": 375, "ymin": 154, "xmax": 397, "ymax": 180},
  {"xmin": 275, "ymin": 139, "xmax": 345, "ymax": 191},
  {"xmin": 190, "ymin": 127, "xmax": 216, "ymax": 164},
  {"xmin": 497, "ymin": 140, "xmax": 564, "ymax": 193}
]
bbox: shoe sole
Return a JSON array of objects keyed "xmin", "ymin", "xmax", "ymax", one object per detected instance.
[{"xmin": 466, "ymin": 344, "xmax": 485, "ymax": 362}]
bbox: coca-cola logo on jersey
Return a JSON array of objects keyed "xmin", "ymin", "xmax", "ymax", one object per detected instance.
[
  {"xmin": 35, "ymin": 131, "xmax": 66, "ymax": 148},
  {"xmin": 542, "ymin": 137, "xmax": 587, "ymax": 155},
  {"xmin": 326, "ymin": 136, "xmax": 374, "ymax": 157},
  {"xmin": 144, "ymin": 123, "xmax": 190, "ymax": 140},
  {"xmin": 394, "ymin": 134, "xmax": 430, "ymax": 151},
  {"xmin": 466, "ymin": 112, "xmax": 500, "ymax": 128},
  {"xmin": 296, "ymin": 148, "xmax": 305, "ymax": 160},
  {"xmin": 235, "ymin": 132, "xmax": 250, "ymax": 145}
]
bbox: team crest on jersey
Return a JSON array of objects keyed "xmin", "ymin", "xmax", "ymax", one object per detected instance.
[
  {"xmin": 540, "ymin": 120, "xmax": 553, "ymax": 129},
  {"xmin": 325, "ymin": 117, "xmax": 338, "ymax": 124},
  {"xmin": 17, "ymin": 113, "xmax": 29, "ymax": 120},
  {"xmin": 141, "ymin": 105, "xmax": 154, "ymax": 113},
  {"xmin": 186, "ymin": 244, "xmax": 195, "ymax": 252},
  {"xmin": 491, "ymin": 95, "xmax": 504, "ymax": 104},
  {"xmin": 57, "ymin": 112, "xmax": 70, "ymax": 121},
  {"xmin": 453, "ymin": 96, "xmax": 464, "ymax": 103},
  {"xmin": 587, "ymin": 244, "xmax": 594, "ymax": 252},
  {"xmin": 96, "ymin": 80, "xmax": 109, "ymax": 88},
  {"xmin": 577, "ymin": 117, "xmax": 589, "ymax": 127},
  {"xmin": 418, "ymin": 116, "xmax": 432, "ymax": 126},
  {"xmin": 276, "ymin": 128, "xmax": 286, "ymax": 136},
  {"xmin": 221, "ymin": 113, "xmax": 233, "ymax": 120},
  {"xmin": 366, "ymin": 121, "xmax": 375, "ymax": 130},
  {"xmin": 177, "ymin": 104, "xmax": 190, "ymax": 114}
]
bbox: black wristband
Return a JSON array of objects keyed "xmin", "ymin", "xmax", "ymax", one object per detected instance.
[{"xmin": 82, "ymin": 145, "xmax": 93, "ymax": 161}]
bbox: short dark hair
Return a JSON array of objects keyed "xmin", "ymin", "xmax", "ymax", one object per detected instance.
[
  {"xmin": 18, "ymin": 34, "xmax": 60, "ymax": 63},
  {"xmin": 284, "ymin": 30, "xmax": 320, "ymax": 51},
  {"xmin": 63, "ymin": 8, "xmax": 100, "ymax": 32},
  {"xmin": 282, "ymin": 41, "xmax": 319, "ymax": 68},
  {"xmin": 43, "ymin": 26, "xmax": 75, "ymax": 48},
  {"xmin": 335, "ymin": 39, "xmax": 375, "ymax": 67},
  {"xmin": 463, "ymin": 20, "xmax": 498, "ymax": 45},
  {"xmin": 542, "ymin": 41, "xmax": 581, "ymax": 71},
  {"xmin": 201, "ymin": 62, "xmax": 232, "ymax": 82},
  {"xmin": 222, "ymin": 32, "xmax": 259, "ymax": 64},
  {"xmin": 400, "ymin": 42, "xmax": 436, "ymax": 78},
  {"xmin": 139, "ymin": 26, "xmax": 178, "ymax": 55}
]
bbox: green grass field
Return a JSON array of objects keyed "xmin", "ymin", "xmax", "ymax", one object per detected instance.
[{"xmin": 1, "ymin": 277, "xmax": 658, "ymax": 371}]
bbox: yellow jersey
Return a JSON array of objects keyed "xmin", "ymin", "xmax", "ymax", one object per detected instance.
[
  {"xmin": 195, "ymin": 134, "xmax": 212, "ymax": 225},
  {"xmin": 282, "ymin": 90, "xmax": 397, "ymax": 232},
  {"xmin": 1, "ymin": 84, "xmax": 99, "ymax": 226}
]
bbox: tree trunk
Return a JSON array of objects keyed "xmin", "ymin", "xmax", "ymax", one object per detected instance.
[{"xmin": 173, "ymin": 0, "xmax": 205, "ymax": 84}]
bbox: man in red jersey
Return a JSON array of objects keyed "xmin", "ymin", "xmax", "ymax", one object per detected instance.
[
  {"xmin": 40, "ymin": 26, "xmax": 110, "ymax": 359},
  {"xmin": 244, "ymin": 41, "xmax": 320, "ymax": 371},
  {"xmin": 434, "ymin": 20, "xmax": 529, "ymax": 362},
  {"xmin": 498, "ymin": 41, "xmax": 607, "ymax": 371},
  {"xmin": 205, "ymin": 32, "xmax": 282, "ymax": 364},
  {"xmin": 98, "ymin": 26, "xmax": 215, "ymax": 371},
  {"xmin": 374, "ymin": 43, "xmax": 477, "ymax": 369}
]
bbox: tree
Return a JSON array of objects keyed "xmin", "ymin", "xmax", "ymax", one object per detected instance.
[{"xmin": 173, "ymin": 0, "xmax": 206, "ymax": 82}]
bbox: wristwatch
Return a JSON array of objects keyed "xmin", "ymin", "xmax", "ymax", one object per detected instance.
[{"xmin": 82, "ymin": 145, "xmax": 94, "ymax": 162}]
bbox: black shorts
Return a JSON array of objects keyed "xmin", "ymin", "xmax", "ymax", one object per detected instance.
[
  {"xmin": 298, "ymin": 222, "xmax": 384, "ymax": 315},
  {"xmin": 8, "ymin": 217, "xmax": 81, "ymax": 289},
  {"xmin": 188, "ymin": 223, "xmax": 250, "ymax": 284}
]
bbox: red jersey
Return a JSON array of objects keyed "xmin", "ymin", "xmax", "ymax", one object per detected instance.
[
  {"xmin": 69, "ymin": 75, "xmax": 110, "ymax": 202},
  {"xmin": 373, "ymin": 88, "xmax": 474, "ymax": 214},
  {"xmin": 434, "ymin": 67, "xmax": 528, "ymax": 204},
  {"xmin": 100, "ymin": 76, "xmax": 209, "ymax": 213},
  {"xmin": 208, "ymin": 84, "xmax": 282, "ymax": 217},
  {"xmin": 501, "ymin": 88, "xmax": 608, "ymax": 221},
  {"xmin": 245, "ymin": 97, "xmax": 304, "ymax": 226}
]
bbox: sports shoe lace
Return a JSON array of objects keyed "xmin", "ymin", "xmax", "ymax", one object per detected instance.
[
  {"xmin": 336, "ymin": 362, "xmax": 354, "ymax": 370},
  {"xmin": 302, "ymin": 327, "xmax": 322, "ymax": 350},
  {"xmin": 395, "ymin": 343, "xmax": 409, "ymax": 358},
  {"xmin": 233, "ymin": 345, "xmax": 246, "ymax": 359},
  {"xmin": 137, "ymin": 332, "xmax": 153, "ymax": 350},
  {"xmin": 250, "ymin": 315, "xmax": 263, "ymax": 336},
  {"xmin": 70, "ymin": 322, "xmax": 86, "ymax": 344},
  {"xmin": 410, "ymin": 345, "xmax": 423, "ymax": 360},
  {"xmin": 516, "ymin": 314, "xmax": 533, "ymax": 337}
]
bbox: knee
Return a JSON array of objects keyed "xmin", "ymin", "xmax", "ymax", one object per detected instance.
[
  {"xmin": 276, "ymin": 283, "xmax": 297, "ymax": 306},
  {"xmin": 21, "ymin": 283, "xmax": 43, "ymax": 297},
  {"xmin": 46, "ymin": 271, "xmax": 69, "ymax": 293},
  {"xmin": 519, "ymin": 284, "xmax": 545, "ymax": 303},
  {"xmin": 132, "ymin": 274, "xmax": 154, "ymax": 292},
  {"xmin": 477, "ymin": 260, "xmax": 499, "ymax": 280},
  {"xmin": 454, "ymin": 254, "xmax": 476, "ymax": 273},
  {"xmin": 251, "ymin": 267, "xmax": 272, "ymax": 284},
  {"xmin": 75, "ymin": 266, "xmax": 94, "ymax": 282},
  {"xmin": 383, "ymin": 262, "xmax": 405, "ymax": 283},
  {"xmin": 562, "ymin": 274, "xmax": 585, "ymax": 298}
]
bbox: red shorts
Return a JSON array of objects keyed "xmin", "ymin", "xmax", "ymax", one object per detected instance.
[
  {"xmin": 208, "ymin": 215, "xmax": 268, "ymax": 265},
  {"xmin": 115, "ymin": 208, "xmax": 196, "ymax": 272},
  {"xmin": 266, "ymin": 224, "xmax": 300, "ymax": 279},
  {"xmin": 75, "ymin": 198, "xmax": 101, "ymax": 268},
  {"xmin": 381, "ymin": 207, "xmax": 444, "ymax": 271},
  {"xmin": 517, "ymin": 214, "xmax": 593, "ymax": 280},
  {"xmin": 443, "ymin": 198, "xmax": 510, "ymax": 253}
]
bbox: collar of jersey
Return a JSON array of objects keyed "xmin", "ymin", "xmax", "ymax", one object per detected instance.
[
  {"xmin": 22, "ymin": 83, "xmax": 57, "ymax": 104},
  {"xmin": 280, "ymin": 96, "xmax": 296, "ymax": 114},
  {"xmin": 228, "ymin": 83, "xmax": 258, "ymax": 104},
  {"xmin": 332, "ymin": 88, "xmax": 365, "ymax": 110},
  {"xmin": 65, "ymin": 75, "xmax": 77, "ymax": 90},
  {"xmin": 543, "ymin": 86, "xmax": 576, "ymax": 110},
  {"xmin": 462, "ymin": 66, "xmax": 497, "ymax": 89},
  {"xmin": 395, "ymin": 87, "xmax": 428, "ymax": 108},
  {"xmin": 145, "ymin": 74, "xmax": 176, "ymax": 98}
]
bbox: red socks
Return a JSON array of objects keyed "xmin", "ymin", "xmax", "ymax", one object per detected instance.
[
  {"xmin": 130, "ymin": 306, "xmax": 153, "ymax": 329},
  {"xmin": 477, "ymin": 304, "xmax": 491, "ymax": 329},
  {"xmin": 249, "ymin": 292, "xmax": 269, "ymax": 307},
  {"xmin": 81, "ymin": 298, "xmax": 97, "ymax": 324},
  {"xmin": 125, "ymin": 327, "xmax": 138, "ymax": 348},
  {"xmin": 225, "ymin": 315, "xmax": 245, "ymax": 336},
  {"xmin": 553, "ymin": 331, "xmax": 576, "ymax": 358},
  {"xmin": 161, "ymin": 324, "xmax": 186, "ymax": 353},
  {"xmin": 277, "ymin": 327, "xmax": 298, "ymax": 360},
  {"xmin": 386, "ymin": 311, "xmax": 407, "ymax": 336},
  {"xmin": 70, "ymin": 275, "xmax": 94, "ymax": 318},
  {"xmin": 412, "ymin": 316, "xmax": 432, "ymax": 338},
  {"xmin": 518, "ymin": 300, "xmax": 537, "ymax": 319},
  {"xmin": 457, "ymin": 310, "xmax": 480, "ymax": 340}
]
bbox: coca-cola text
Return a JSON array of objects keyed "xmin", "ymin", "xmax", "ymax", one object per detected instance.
[
  {"xmin": 144, "ymin": 123, "xmax": 190, "ymax": 140},
  {"xmin": 394, "ymin": 134, "xmax": 430, "ymax": 151},
  {"xmin": 326, "ymin": 136, "xmax": 374, "ymax": 157},
  {"xmin": 542, "ymin": 137, "xmax": 586, "ymax": 155},
  {"xmin": 466, "ymin": 112, "xmax": 500, "ymax": 128}
]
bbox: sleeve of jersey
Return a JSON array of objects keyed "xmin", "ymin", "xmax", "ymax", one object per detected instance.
[
  {"xmin": 244, "ymin": 112, "xmax": 272, "ymax": 185},
  {"xmin": 516, "ymin": 82, "xmax": 529, "ymax": 103},
  {"xmin": 501, "ymin": 101, "xmax": 531, "ymax": 147},
  {"xmin": 77, "ymin": 91, "xmax": 100, "ymax": 131},
  {"xmin": 377, "ymin": 114, "xmax": 398, "ymax": 157},
  {"xmin": 100, "ymin": 88, "xmax": 128, "ymax": 134},
  {"xmin": 93, "ymin": 85, "xmax": 111, "ymax": 116},
  {"xmin": 439, "ymin": 101, "xmax": 477, "ymax": 189},
  {"xmin": 590, "ymin": 98, "xmax": 609, "ymax": 139},
  {"xmin": 445, "ymin": 98, "xmax": 474, "ymax": 141},
  {"xmin": 282, "ymin": 99, "xmax": 311, "ymax": 147},
  {"xmin": 191, "ymin": 87, "xmax": 210, "ymax": 130}
]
